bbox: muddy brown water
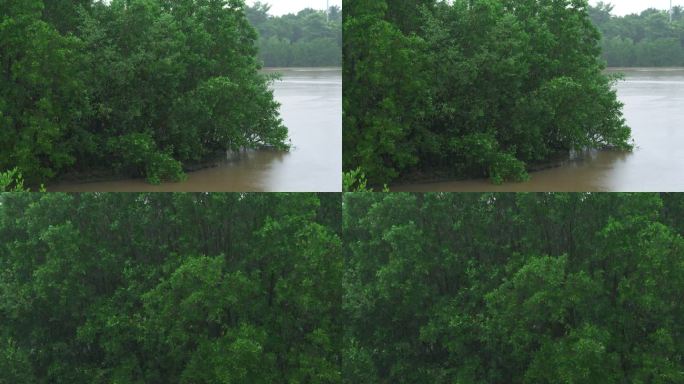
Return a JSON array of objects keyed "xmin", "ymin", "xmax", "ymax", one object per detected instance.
[
  {"xmin": 394, "ymin": 68, "xmax": 684, "ymax": 192},
  {"xmin": 49, "ymin": 68, "xmax": 342, "ymax": 192}
]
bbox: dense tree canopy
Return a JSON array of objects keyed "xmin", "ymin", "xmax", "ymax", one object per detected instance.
[
  {"xmin": 3, "ymin": 191, "xmax": 683, "ymax": 382},
  {"xmin": 343, "ymin": 192, "xmax": 684, "ymax": 383},
  {"xmin": 590, "ymin": 3, "xmax": 684, "ymax": 67},
  {"xmin": 246, "ymin": 2, "xmax": 341, "ymax": 67},
  {"xmin": 1, "ymin": 0, "xmax": 288, "ymax": 185},
  {"xmin": 343, "ymin": 0, "xmax": 632, "ymax": 186},
  {"xmin": 0, "ymin": 193, "xmax": 341, "ymax": 383}
]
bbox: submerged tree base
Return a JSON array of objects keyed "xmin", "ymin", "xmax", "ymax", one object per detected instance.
[
  {"xmin": 46, "ymin": 147, "xmax": 293, "ymax": 188},
  {"xmin": 1, "ymin": 0, "xmax": 289, "ymax": 184},
  {"xmin": 388, "ymin": 146, "xmax": 634, "ymax": 188},
  {"xmin": 343, "ymin": 0, "xmax": 633, "ymax": 185}
]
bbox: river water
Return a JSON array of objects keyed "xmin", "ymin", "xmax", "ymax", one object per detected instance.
[
  {"xmin": 50, "ymin": 68, "xmax": 342, "ymax": 192},
  {"xmin": 394, "ymin": 68, "xmax": 684, "ymax": 192}
]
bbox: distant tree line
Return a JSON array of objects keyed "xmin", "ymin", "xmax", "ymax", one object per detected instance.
[
  {"xmin": 344, "ymin": 0, "xmax": 631, "ymax": 186},
  {"xmin": 246, "ymin": 3, "xmax": 342, "ymax": 67},
  {"xmin": 0, "ymin": 193, "xmax": 342, "ymax": 383},
  {"xmin": 344, "ymin": 192, "xmax": 684, "ymax": 383},
  {"xmin": 1, "ymin": 0, "xmax": 288, "ymax": 185},
  {"xmin": 590, "ymin": 2, "xmax": 684, "ymax": 66}
]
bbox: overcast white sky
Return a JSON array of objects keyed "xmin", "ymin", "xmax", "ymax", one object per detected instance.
[
  {"xmin": 589, "ymin": 0, "xmax": 684, "ymax": 16},
  {"xmin": 246, "ymin": 0, "xmax": 342, "ymax": 16}
]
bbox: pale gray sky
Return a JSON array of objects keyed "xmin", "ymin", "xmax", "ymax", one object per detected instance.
[
  {"xmin": 590, "ymin": 0, "xmax": 684, "ymax": 16},
  {"xmin": 246, "ymin": 0, "xmax": 342, "ymax": 16}
]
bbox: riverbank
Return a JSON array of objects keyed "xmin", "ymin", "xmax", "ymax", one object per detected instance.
[
  {"xmin": 389, "ymin": 148, "xmax": 628, "ymax": 191},
  {"xmin": 44, "ymin": 150, "xmax": 257, "ymax": 189}
]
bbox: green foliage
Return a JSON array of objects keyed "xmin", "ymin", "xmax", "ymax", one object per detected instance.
[
  {"xmin": 342, "ymin": 168, "xmax": 369, "ymax": 192},
  {"xmin": 246, "ymin": 3, "xmax": 342, "ymax": 67},
  {"xmin": 3, "ymin": 191, "xmax": 684, "ymax": 383},
  {"xmin": 0, "ymin": 0, "xmax": 85, "ymax": 182},
  {"xmin": 0, "ymin": 193, "xmax": 341, "ymax": 383},
  {"xmin": 343, "ymin": 0, "xmax": 633, "ymax": 185},
  {"xmin": 0, "ymin": 168, "xmax": 26, "ymax": 192},
  {"xmin": 106, "ymin": 133, "xmax": 185, "ymax": 184},
  {"xmin": 343, "ymin": 193, "xmax": 684, "ymax": 383},
  {"xmin": 343, "ymin": 0, "xmax": 429, "ymax": 184},
  {"xmin": 0, "ymin": 168, "xmax": 45, "ymax": 192},
  {"xmin": 0, "ymin": 0, "xmax": 288, "ymax": 184},
  {"xmin": 451, "ymin": 133, "xmax": 529, "ymax": 184},
  {"xmin": 590, "ymin": 3, "xmax": 684, "ymax": 67},
  {"xmin": 0, "ymin": 338, "xmax": 36, "ymax": 384},
  {"xmin": 343, "ymin": 168, "xmax": 390, "ymax": 192}
]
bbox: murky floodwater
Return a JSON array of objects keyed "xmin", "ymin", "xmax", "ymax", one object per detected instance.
[
  {"xmin": 394, "ymin": 68, "xmax": 684, "ymax": 192},
  {"xmin": 50, "ymin": 68, "xmax": 342, "ymax": 192}
]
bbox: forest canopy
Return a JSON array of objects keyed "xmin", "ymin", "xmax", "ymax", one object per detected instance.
[
  {"xmin": 343, "ymin": 0, "xmax": 632, "ymax": 186},
  {"xmin": 0, "ymin": 0, "xmax": 288, "ymax": 185},
  {"xmin": 0, "ymin": 193, "xmax": 341, "ymax": 383},
  {"xmin": 343, "ymin": 192, "xmax": 684, "ymax": 383},
  {"xmin": 590, "ymin": 2, "xmax": 684, "ymax": 67},
  {"xmin": 246, "ymin": 2, "xmax": 342, "ymax": 67},
  {"xmin": 2, "ymin": 192, "xmax": 683, "ymax": 382}
]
